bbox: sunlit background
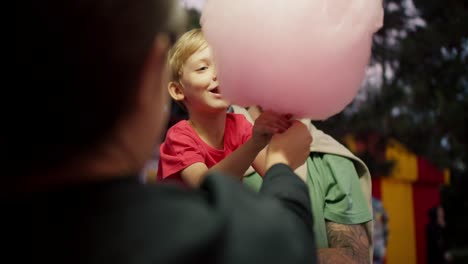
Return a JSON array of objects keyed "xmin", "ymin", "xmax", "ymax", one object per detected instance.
[{"xmin": 171, "ymin": 1, "xmax": 468, "ymax": 264}]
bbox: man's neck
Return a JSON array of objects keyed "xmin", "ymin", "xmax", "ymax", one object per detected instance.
[{"xmin": 189, "ymin": 110, "xmax": 227, "ymax": 150}]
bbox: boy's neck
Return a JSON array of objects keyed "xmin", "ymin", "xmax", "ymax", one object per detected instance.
[{"xmin": 189, "ymin": 111, "xmax": 227, "ymax": 150}]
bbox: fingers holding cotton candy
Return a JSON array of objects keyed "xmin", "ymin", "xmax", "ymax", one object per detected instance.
[{"xmin": 201, "ymin": 0, "xmax": 383, "ymax": 120}]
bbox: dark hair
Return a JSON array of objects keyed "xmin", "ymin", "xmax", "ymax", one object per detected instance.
[{"xmin": 8, "ymin": 0, "xmax": 173, "ymax": 176}]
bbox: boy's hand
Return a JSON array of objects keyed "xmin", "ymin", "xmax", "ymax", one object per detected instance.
[
  {"xmin": 251, "ymin": 111, "xmax": 292, "ymax": 149},
  {"xmin": 265, "ymin": 121, "xmax": 312, "ymax": 171}
]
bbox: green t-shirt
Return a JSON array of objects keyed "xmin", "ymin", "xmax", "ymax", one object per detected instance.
[
  {"xmin": 243, "ymin": 170, "xmax": 263, "ymax": 192},
  {"xmin": 243, "ymin": 153, "xmax": 372, "ymax": 249}
]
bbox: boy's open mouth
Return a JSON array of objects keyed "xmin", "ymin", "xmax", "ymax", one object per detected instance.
[{"xmin": 208, "ymin": 87, "xmax": 220, "ymax": 94}]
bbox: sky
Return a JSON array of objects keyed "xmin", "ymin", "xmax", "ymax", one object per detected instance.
[{"xmin": 180, "ymin": 0, "xmax": 205, "ymax": 12}]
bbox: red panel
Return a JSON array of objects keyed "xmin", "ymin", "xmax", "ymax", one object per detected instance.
[
  {"xmin": 417, "ymin": 157, "xmax": 444, "ymax": 184},
  {"xmin": 412, "ymin": 183, "xmax": 441, "ymax": 264},
  {"xmin": 372, "ymin": 177, "xmax": 382, "ymax": 199}
]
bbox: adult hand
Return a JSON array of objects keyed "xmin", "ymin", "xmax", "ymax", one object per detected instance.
[{"xmin": 266, "ymin": 121, "xmax": 312, "ymax": 171}]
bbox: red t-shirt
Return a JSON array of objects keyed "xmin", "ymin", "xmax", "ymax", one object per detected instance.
[{"xmin": 157, "ymin": 113, "xmax": 253, "ymax": 184}]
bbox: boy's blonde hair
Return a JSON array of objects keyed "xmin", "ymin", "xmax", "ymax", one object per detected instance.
[{"xmin": 168, "ymin": 28, "xmax": 208, "ymax": 82}]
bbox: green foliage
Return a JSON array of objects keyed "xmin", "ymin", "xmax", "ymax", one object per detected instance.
[
  {"xmin": 182, "ymin": 2, "xmax": 468, "ymax": 173},
  {"xmin": 321, "ymin": 0, "xmax": 468, "ymax": 173},
  {"xmin": 187, "ymin": 9, "xmax": 202, "ymax": 29}
]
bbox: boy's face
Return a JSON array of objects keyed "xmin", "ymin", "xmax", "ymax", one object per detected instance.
[{"xmin": 178, "ymin": 46, "xmax": 229, "ymax": 113}]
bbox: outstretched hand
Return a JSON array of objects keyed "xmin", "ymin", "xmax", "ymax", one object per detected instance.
[
  {"xmin": 266, "ymin": 121, "xmax": 312, "ymax": 171},
  {"xmin": 251, "ymin": 111, "xmax": 292, "ymax": 148}
]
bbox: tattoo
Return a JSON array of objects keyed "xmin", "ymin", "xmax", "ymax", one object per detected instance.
[{"xmin": 318, "ymin": 222, "xmax": 370, "ymax": 264}]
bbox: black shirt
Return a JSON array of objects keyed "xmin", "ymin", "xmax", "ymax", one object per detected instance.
[{"xmin": 7, "ymin": 164, "xmax": 316, "ymax": 264}]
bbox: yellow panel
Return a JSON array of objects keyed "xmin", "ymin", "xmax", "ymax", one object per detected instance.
[
  {"xmin": 343, "ymin": 134, "xmax": 357, "ymax": 154},
  {"xmin": 381, "ymin": 179, "xmax": 417, "ymax": 264},
  {"xmin": 385, "ymin": 139, "xmax": 418, "ymax": 183},
  {"xmin": 145, "ymin": 169, "xmax": 158, "ymax": 183},
  {"xmin": 444, "ymin": 169, "xmax": 451, "ymax": 185}
]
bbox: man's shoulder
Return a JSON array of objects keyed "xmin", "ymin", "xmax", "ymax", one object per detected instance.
[
  {"xmin": 41, "ymin": 180, "xmax": 220, "ymax": 233},
  {"xmin": 308, "ymin": 153, "xmax": 356, "ymax": 176},
  {"xmin": 322, "ymin": 153, "xmax": 356, "ymax": 169},
  {"xmin": 119, "ymin": 183, "xmax": 219, "ymax": 225},
  {"xmin": 13, "ymin": 181, "xmax": 223, "ymax": 263}
]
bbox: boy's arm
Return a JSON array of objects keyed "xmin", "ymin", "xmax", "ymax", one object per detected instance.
[
  {"xmin": 180, "ymin": 137, "xmax": 265, "ymax": 187},
  {"xmin": 181, "ymin": 112, "xmax": 291, "ymax": 187},
  {"xmin": 249, "ymin": 111, "xmax": 294, "ymax": 177}
]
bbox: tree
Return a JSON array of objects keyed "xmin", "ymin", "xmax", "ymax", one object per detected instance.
[
  {"xmin": 180, "ymin": 1, "xmax": 468, "ymax": 173},
  {"xmin": 320, "ymin": 0, "xmax": 468, "ymax": 174}
]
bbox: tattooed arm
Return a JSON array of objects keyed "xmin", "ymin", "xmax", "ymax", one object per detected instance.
[{"xmin": 318, "ymin": 221, "xmax": 370, "ymax": 264}]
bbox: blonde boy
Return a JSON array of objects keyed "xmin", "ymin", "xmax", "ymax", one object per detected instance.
[{"xmin": 157, "ymin": 29, "xmax": 291, "ymax": 187}]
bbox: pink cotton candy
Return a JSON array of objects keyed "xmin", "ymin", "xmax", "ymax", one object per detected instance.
[{"xmin": 201, "ymin": 0, "xmax": 383, "ymax": 119}]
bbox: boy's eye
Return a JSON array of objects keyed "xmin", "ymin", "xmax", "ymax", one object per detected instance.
[{"xmin": 197, "ymin": 66, "xmax": 208, "ymax": 71}]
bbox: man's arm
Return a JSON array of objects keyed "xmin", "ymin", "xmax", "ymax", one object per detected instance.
[
  {"xmin": 181, "ymin": 112, "xmax": 291, "ymax": 187},
  {"xmin": 318, "ymin": 221, "xmax": 370, "ymax": 264},
  {"xmin": 251, "ymin": 147, "xmax": 267, "ymax": 176},
  {"xmin": 198, "ymin": 163, "xmax": 316, "ymax": 263}
]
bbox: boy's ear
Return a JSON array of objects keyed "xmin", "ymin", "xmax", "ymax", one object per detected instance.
[{"xmin": 168, "ymin": 81, "xmax": 185, "ymax": 102}]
